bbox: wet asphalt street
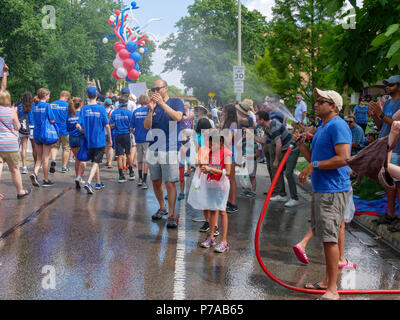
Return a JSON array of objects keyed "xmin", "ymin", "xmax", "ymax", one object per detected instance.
[{"xmin": 0, "ymin": 159, "xmax": 400, "ymax": 300}]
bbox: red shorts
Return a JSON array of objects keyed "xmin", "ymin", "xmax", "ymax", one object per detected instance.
[{"xmin": 179, "ymin": 167, "xmax": 185, "ymax": 182}]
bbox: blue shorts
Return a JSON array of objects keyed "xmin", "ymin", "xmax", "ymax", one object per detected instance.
[
  {"xmin": 391, "ymin": 152, "xmax": 400, "ymax": 182},
  {"xmin": 69, "ymin": 135, "xmax": 82, "ymax": 149}
]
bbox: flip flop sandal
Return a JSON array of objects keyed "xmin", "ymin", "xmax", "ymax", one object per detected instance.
[
  {"xmin": 304, "ymin": 282, "xmax": 326, "ymax": 290},
  {"xmin": 292, "ymin": 245, "xmax": 309, "ymax": 264},
  {"xmin": 338, "ymin": 259, "xmax": 357, "ymax": 269}
]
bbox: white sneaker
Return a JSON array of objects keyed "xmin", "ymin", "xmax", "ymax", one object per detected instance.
[
  {"xmin": 21, "ymin": 166, "xmax": 28, "ymax": 174},
  {"xmin": 284, "ymin": 199, "xmax": 299, "ymax": 207},
  {"xmin": 270, "ymin": 195, "xmax": 288, "ymax": 202}
]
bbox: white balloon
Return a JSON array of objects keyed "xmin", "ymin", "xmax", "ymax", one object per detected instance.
[
  {"xmin": 117, "ymin": 67, "xmax": 128, "ymax": 79},
  {"xmin": 110, "ymin": 16, "xmax": 116, "ymax": 22},
  {"xmin": 102, "ymin": 37, "xmax": 109, "ymax": 44},
  {"xmin": 113, "ymin": 58, "xmax": 124, "ymax": 69},
  {"xmin": 139, "ymin": 47, "xmax": 145, "ymax": 54}
]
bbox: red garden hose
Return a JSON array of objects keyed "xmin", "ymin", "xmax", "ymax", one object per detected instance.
[{"xmin": 254, "ymin": 144, "xmax": 400, "ymax": 295}]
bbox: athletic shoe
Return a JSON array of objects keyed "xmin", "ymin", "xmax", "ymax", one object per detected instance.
[
  {"xmin": 74, "ymin": 176, "xmax": 82, "ymax": 189},
  {"xmin": 42, "ymin": 180, "xmax": 54, "ymax": 188},
  {"xmin": 200, "ymin": 237, "xmax": 216, "ymax": 248},
  {"xmin": 118, "ymin": 175, "xmax": 127, "ymax": 183},
  {"xmin": 284, "ymin": 199, "xmax": 299, "ymax": 207},
  {"xmin": 30, "ymin": 173, "xmax": 40, "ymax": 187},
  {"xmin": 199, "ymin": 222, "xmax": 210, "ymax": 233},
  {"xmin": 270, "ymin": 195, "xmax": 288, "ymax": 202},
  {"xmin": 214, "ymin": 242, "xmax": 229, "ymax": 253},
  {"xmin": 61, "ymin": 167, "xmax": 70, "ymax": 173},
  {"xmin": 152, "ymin": 208, "xmax": 168, "ymax": 220},
  {"xmin": 213, "ymin": 226, "xmax": 220, "ymax": 236},
  {"xmin": 178, "ymin": 193, "xmax": 185, "ymax": 201},
  {"xmin": 84, "ymin": 182, "xmax": 94, "ymax": 195},
  {"xmin": 167, "ymin": 217, "xmax": 178, "ymax": 228},
  {"xmin": 240, "ymin": 190, "xmax": 251, "ymax": 197},
  {"xmin": 137, "ymin": 178, "xmax": 143, "ymax": 186},
  {"xmin": 49, "ymin": 161, "xmax": 56, "ymax": 173},
  {"xmin": 129, "ymin": 172, "xmax": 135, "ymax": 181},
  {"xmin": 17, "ymin": 189, "xmax": 31, "ymax": 200},
  {"xmin": 226, "ymin": 204, "xmax": 238, "ymax": 213},
  {"xmin": 141, "ymin": 182, "xmax": 148, "ymax": 190},
  {"xmin": 246, "ymin": 191, "xmax": 256, "ymax": 198},
  {"xmin": 95, "ymin": 183, "xmax": 105, "ymax": 190},
  {"xmin": 21, "ymin": 166, "xmax": 28, "ymax": 174}
]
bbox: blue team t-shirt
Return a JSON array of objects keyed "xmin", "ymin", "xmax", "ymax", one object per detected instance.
[
  {"xmin": 379, "ymin": 98, "xmax": 400, "ymax": 152},
  {"xmin": 32, "ymin": 101, "xmax": 55, "ymax": 140},
  {"xmin": 78, "ymin": 104, "xmax": 109, "ymax": 149},
  {"xmin": 311, "ymin": 116, "xmax": 352, "ymax": 193},
  {"xmin": 50, "ymin": 100, "xmax": 69, "ymax": 136},
  {"xmin": 67, "ymin": 110, "xmax": 83, "ymax": 137},
  {"xmin": 132, "ymin": 106, "xmax": 150, "ymax": 143},
  {"xmin": 149, "ymin": 98, "xmax": 186, "ymax": 151},
  {"xmin": 17, "ymin": 104, "xmax": 34, "ymax": 127},
  {"xmin": 110, "ymin": 108, "xmax": 133, "ymax": 136}
]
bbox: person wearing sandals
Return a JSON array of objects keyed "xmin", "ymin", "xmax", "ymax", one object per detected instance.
[
  {"xmin": 369, "ymin": 75, "xmax": 400, "ymax": 227},
  {"xmin": 296, "ymin": 88, "xmax": 352, "ymax": 300},
  {"xmin": 0, "ymin": 65, "xmax": 30, "ymax": 200}
]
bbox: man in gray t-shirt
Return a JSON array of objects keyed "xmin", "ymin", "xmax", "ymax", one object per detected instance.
[{"xmin": 255, "ymin": 110, "xmax": 300, "ymax": 207}]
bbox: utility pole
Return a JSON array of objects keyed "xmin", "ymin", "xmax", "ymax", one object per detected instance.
[{"xmin": 237, "ymin": 0, "xmax": 242, "ymax": 102}]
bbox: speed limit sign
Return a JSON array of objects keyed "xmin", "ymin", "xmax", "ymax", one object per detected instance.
[{"xmin": 233, "ymin": 66, "xmax": 245, "ymax": 81}]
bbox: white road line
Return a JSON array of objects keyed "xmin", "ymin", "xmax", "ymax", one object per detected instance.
[{"xmin": 173, "ymin": 199, "xmax": 187, "ymax": 300}]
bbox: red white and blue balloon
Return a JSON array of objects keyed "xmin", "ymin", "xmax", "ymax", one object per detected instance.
[{"xmin": 103, "ymin": 1, "xmax": 160, "ymax": 82}]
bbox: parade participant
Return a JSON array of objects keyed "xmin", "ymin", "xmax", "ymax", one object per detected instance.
[
  {"xmin": 295, "ymin": 88, "xmax": 352, "ymax": 300},
  {"xmin": 110, "ymin": 96, "xmax": 135, "ymax": 183},
  {"xmin": 30, "ymin": 88, "xmax": 56, "ymax": 187},
  {"xmin": 17, "ymin": 92, "xmax": 36, "ymax": 173},
  {"xmin": 76, "ymin": 87, "xmax": 112, "ymax": 194},
  {"xmin": 132, "ymin": 94, "xmax": 151, "ymax": 189},
  {"xmin": 198, "ymin": 131, "xmax": 232, "ymax": 252},
  {"xmin": 144, "ymin": 79, "xmax": 185, "ymax": 228},
  {"xmin": 104, "ymin": 98, "xmax": 115, "ymax": 168},
  {"xmin": 255, "ymin": 110, "xmax": 299, "ymax": 207},
  {"xmin": 49, "ymin": 91, "xmax": 71, "ymax": 173},
  {"xmin": 67, "ymin": 97, "xmax": 86, "ymax": 189},
  {"xmin": 0, "ymin": 65, "xmax": 30, "ymax": 200},
  {"xmin": 221, "ymin": 103, "xmax": 239, "ymax": 213},
  {"xmin": 369, "ymin": 75, "xmax": 400, "ymax": 226}
]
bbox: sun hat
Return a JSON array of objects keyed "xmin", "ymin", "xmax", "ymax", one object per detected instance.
[{"xmin": 235, "ymin": 101, "xmax": 251, "ymax": 116}]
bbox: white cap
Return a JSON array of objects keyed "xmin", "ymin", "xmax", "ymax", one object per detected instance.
[{"xmin": 313, "ymin": 88, "xmax": 343, "ymax": 111}]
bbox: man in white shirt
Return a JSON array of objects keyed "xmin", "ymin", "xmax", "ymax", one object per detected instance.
[{"xmin": 295, "ymin": 94, "xmax": 307, "ymax": 125}]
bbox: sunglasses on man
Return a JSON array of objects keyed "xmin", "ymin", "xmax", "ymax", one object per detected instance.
[
  {"xmin": 151, "ymin": 86, "xmax": 166, "ymax": 92},
  {"xmin": 386, "ymin": 83, "xmax": 397, "ymax": 87},
  {"xmin": 316, "ymin": 99, "xmax": 335, "ymax": 105}
]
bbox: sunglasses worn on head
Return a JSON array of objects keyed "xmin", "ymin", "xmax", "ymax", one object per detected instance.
[
  {"xmin": 151, "ymin": 86, "xmax": 166, "ymax": 92},
  {"xmin": 316, "ymin": 99, "xmax": 334, "ymax": 105}
]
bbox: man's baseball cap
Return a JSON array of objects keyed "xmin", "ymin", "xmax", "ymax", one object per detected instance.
[
  {"xmin": 104, "ymin": 98, "xmax": 112, "ymax": 106},
  {"xmin": 296, "ymin": 94, "xmax": 303, "ymax": 98},
  {"xmin": 383, "ymin": 75, "xmax": 400, "ymax": 86},
  {"xmin": 87, "ymin": 87, "xmax": 99, "ymax": 97},
  {"xmin": 121, "ymin": 87, "xmax": 130, "ymax": 95},
  {"xmin": 313, "ymin": 88, "xmax": 343, "ymax": 111}
]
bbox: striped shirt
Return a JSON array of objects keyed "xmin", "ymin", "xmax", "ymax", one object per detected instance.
[
  {"xmin": 264, "ymin": 119, "xmax": 292, "ymax": 151},
  {"xmin": 0, "ymin": 106, "xmax": 19, "ymax": 152}
]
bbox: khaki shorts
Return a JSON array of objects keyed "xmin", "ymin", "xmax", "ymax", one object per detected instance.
[
  {"xmin": 52, "ymin": 134, "xmax": 71, "ymax": 152},
  {"xmin": 311, "ymin": 191, "xmax": 350, "ymax": 243},
  {"xmin": 136, "ymin": 142, "xmax": 149, "ymax": 163},
  {"xmin": 0, "ymin": 151, "xmax": 20, "ymax": 168}
]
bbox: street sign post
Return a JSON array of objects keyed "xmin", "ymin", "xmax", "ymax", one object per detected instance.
[
  {"xmin": 233, "ymin": 66, "xmax": 245, "ymax": 94},
  {"xmin": 234, "ymin": 80, "xmax": 244, "ymax": 94}
]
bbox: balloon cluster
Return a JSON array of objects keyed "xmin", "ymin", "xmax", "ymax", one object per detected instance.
[{"xmin": 103, "ymin": 1, "xmax": 161, "ymax": 82}]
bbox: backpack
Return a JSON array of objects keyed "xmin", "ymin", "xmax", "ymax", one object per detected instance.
[{"xmin": 19, "ymin": 113, "xmax": 30, "ymax": 136}]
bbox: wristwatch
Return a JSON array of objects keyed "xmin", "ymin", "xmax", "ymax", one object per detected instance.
[
  {"xmin": 313, "ymin": 161, "xmax": 319, "ymax": 169},
  {"xmin": 379, "ymin": 113, "xmax": 385, "ymax": 120}
]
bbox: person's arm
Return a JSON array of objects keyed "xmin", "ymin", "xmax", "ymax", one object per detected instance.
[
  {"xmin": 301, "ymin": 111, "xmax": 306, "ymax": 124},
  {"xmin": 144, "ymin": 101, "xmax": 155, "ymax": 130},
  {"xmin": 76, "ymin": 123, "xmax": 85, "ymax": 134},
  {"xmin": 298, "ymin": 143, "xmax": 350, "ymax": 184},
  {"xmin": 11, "ymin": 107, "xmax": 21, "ymax": 131},
  {"xmin": 1, "ymin": 64, "xmax": 8, "ymax": 91},
  {"xmin": 152, "ymin": 93, "xmax": 183, "ymax": 122},
  {"xmin": 237, "ymin": 112, "xmax": 250, "ymax": 127},
  {"xmin": 273, "ymin": 138, "xmax": 282, "ymax": 169},
  {"xmin": 255, "ymin": 135, "xmax": 268, "ymax": 145},
  {"xmin": 292, "ymin": 130, "xmax": 311, "ymax": 162},
  {"xmin": 105, "ymin": 124, "xmax": 112, "ymax": 144}
]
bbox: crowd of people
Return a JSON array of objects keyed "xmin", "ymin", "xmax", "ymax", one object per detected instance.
[{"xmin": 2, "ymin": 61, "xmax": 400, "ymax": 299}]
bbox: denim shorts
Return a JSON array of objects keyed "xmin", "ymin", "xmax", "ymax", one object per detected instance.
[
  {"xmin": 391, "ymin": 152, "xmax": 400, "ymax": 182},
  {"xmin": 69, "ymin": 135, "xmax": 82, "ymax": 149}
]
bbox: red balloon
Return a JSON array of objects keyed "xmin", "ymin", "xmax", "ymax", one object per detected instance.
[
  {"xmin": 113, "ymin": 42, "xmax": 125, "ymax": 53},
  {"xmin": 108, "ymin": 19, "xmax": 113, "ymax": 25},
  {"xmin": 128, "ymin": 69, "xmax": 139, "ymax": 81},
  {"xmin": 118, "ymin": 49, "xmax": 130, "ymax": 60},
  {"xmin": 123, "ymin": 59, "xmax": 135, "ymax": 70},
  {"xmin": 112, "ymin": 69, "xmax": 120, "ymax": 80},
  {"xmin": 115, "ymin": 10, "xmax": 121, "ymax": 16}
]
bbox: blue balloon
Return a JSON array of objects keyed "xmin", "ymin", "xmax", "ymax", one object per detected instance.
[
  {"xmin": 144, "ymin": 47, "xmax": 148, "ymax": 53},
  {"xmin": 134, "ymin": 63, "xmax": 140, "ymax": 71},
  {"xmin": 125, "ymin": 76, "xmax": 133, "ymax": 83},
  {"xmin": 126, "ymin": 41, "xmax": 138, "ymax": 53},
  {"xmin": 130, "ymin": 52, "xmax": 141, "ymax": 63}
]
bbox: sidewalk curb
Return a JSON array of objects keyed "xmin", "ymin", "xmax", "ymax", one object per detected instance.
[{"xmin": 293, "ymin": 170, "xmax": 400, "ymax": 252}]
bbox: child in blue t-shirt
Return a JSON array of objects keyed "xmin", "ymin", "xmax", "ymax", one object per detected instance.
[{"xmin": 110, "ymin": 97, "xmax": 134, "ymax": 182}]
